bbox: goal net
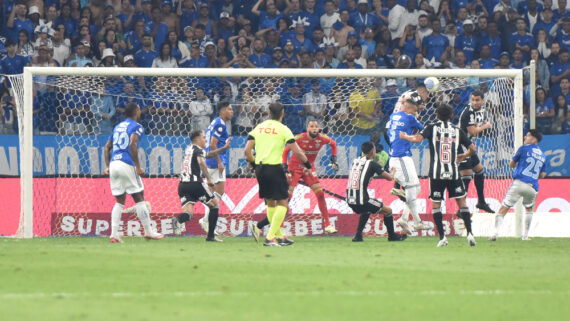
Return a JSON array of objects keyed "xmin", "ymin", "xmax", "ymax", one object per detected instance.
[{"xmin": 5, "ymin": 68, "xmax": 523, "ymax": 238}]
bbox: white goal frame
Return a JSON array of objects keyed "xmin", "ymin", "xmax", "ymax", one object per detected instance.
[{"xmin": 18, "ymin": 67, "xmax": 525, "ymax": 238}]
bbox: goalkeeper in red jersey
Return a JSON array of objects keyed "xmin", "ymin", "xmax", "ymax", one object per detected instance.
[{"xmin": 250, "ymin": 120, "xmax": 339, "ymax": 239}]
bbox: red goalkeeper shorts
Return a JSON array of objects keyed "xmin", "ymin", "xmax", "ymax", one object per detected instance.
[{"xmin": 289, "ymin": 168, "xmax": 320, "ymax": 187}]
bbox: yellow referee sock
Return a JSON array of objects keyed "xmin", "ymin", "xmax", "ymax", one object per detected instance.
[
  {"xmin": 266, "ymin": 206, "xmax": 276, "ymax": 224},
  {"xmin": 267, "ymin": 205, "xmax": 287, "ymax": 239}
]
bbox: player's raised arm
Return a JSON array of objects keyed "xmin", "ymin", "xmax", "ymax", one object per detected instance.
[
  {"xmin": 206, "ymin": 137, "xmax": 233, "ymax": 159},
  {"xmin": 399, "ymin": 131, "xmax": 424, "ymax": 143}
]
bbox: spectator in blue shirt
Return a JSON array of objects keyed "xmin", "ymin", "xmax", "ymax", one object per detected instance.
[
  {"xmin": 510, "ymin": 48, "xmax": 527, "ymax": 68},
  {"xmin": 166, "ymin": 31, "xmax": 183, "ymax": 61},
  {"xmin": 479, "ymin": 44, "xmax": 499, "ymax": 68},
  {"xmin": 479, "ymin": 21, "xmax": 502, "ymax": 59},
  {"xmin": 253, "ymin": 0, "xmax": 283, "ymax": 31},
  {"xmin": 193, "ymin": 3, "xmax": 217, "ymax": 39},
  {"xmin": 350, "ymin": 0, "xmax": 381, "ymax": 33},
  {"xmin": 497, "ymin": 50, "xmax": 511, "ymax": 68},
  {"xmin": 249, "ymin": 38, "xmax": 272, "ymax": 68},
  {"xmin": 66, "ymin": 41, "xmax": 94, "ymax": 67},
  {"xmin": 536, "ymin": 87, "xmax": 555, "ymax": 134},
  {"xmin": 510, "ymin": 18, "xmax": 535, "ymax": 62},
  {"xmin": 399, "ymin": 25, "xmax": 420, "ymax": 61},
  {"xmin": 555, "ymin": 18, "xmax": 570, "ymax": 51},
  {"xmin": 125, "ymin": 19, "xmax": 146, "ymax": 54},
  {"xmin": 178, "ymin": 0, "xmax": 199, "ymax": 34},
  {"xmin": 533, "ymin": 8, "xmax": 556, "ymax": 37},
  {"xmin": 518, "ymin": 0, "xmax": 543, "ymax": 15},
  {"xmin": 134, "ymin": 34, "xmax": 158, "ymax": 67},
  {"xmin": 302, "ymin": 0, "xmax": 321, "ymax": 36},
  {"xmin": 217, "ymin": 12, "xmax": 235, "ymax": 42},
  {"xmin": 147, "ymin": 6, "xmax": 170, "ymax": 49},
  {"xmin": 455, "ymin": 19, "xmax": 478, "ymax": 63},
  {"xmin": 6, "ymin": 4, "xmax": 34, "ymax": 43},
  {"xmin": 359, "ymin": 27, "xmax": 377, "ymax": 57},
  {"xmin": 422, "ymin": 19, "xmax": 450, "ymax": 62},
  {"xmin": 553, "ymin": 0, "xmax": 570, "ymax": 21},
  {"xmin": 550, "ymin": 48, "xmax": 570, "ymax": 97},
  {"xmin": 288, "ymin": 18, "xmax": 315, "ymax": 54},
  {"xmin": 179, "ymin": 41, "xmax": 209, "ymax": 67},
  {"xmin": 55, "ymin": 4, "xmax": 78, "ymax": 39},
  {"xmin": 282, "ymin": 83, "xmax": 306, "ymax": 135}
]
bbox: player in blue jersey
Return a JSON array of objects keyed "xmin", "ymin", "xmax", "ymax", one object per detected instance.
[
  {"xmin": 490, "ymin": 130, "xmax": 547, "ymax": 241},
  {"xmin": 198, "ymin": 101, "xmax": 234, "ymax": 235},
  {"xmin": 103, "ymin": 102, "xmax": 163, "ymax": 243},
  {"xmin": 387, "ymin": 97, "xmax": 431, "ymax": 233}
]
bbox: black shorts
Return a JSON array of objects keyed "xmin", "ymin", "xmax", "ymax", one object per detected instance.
[
  {"xmin": 348, "ymin": 198, "xmax": 384, "ymax": 215},
  {"xmin": 178, "ymin": 181, "xmax": 215, "ymax": 207},
  {"xmin": 255, "ymin": 164, "xmax": 289, "ymax": 200},
  {"xmin": 429, "ymin": 178, "xmax": 466, "ymax": 202},
  {"xmin": 458, "ymin": 153, "xmax": 481, "ymax": 171}
]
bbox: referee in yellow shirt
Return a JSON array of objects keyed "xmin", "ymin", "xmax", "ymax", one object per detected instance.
[{"xmin": 244, "ymin": 102, "xmax": 311, "ymax": 246}]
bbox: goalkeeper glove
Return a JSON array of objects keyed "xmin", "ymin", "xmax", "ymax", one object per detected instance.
[{"xmin": 330, "ymin": 156, "xmax": 339, "ymax": 172}]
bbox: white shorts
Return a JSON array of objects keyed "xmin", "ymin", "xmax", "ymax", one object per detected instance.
[
  {"xmin": 502, "ymin": 179, "xmax": 538, "ymax": 208},
  {"xmin": 109, "ymin": 160, "xmax": 144, "ymax": 196},
  {"xmin": 389, "ymin": 156, "xmax": 420, "ymax": 187},
  {"xmin": 207, "ymin": 167, "xmax": 226, "ymax": 184}
]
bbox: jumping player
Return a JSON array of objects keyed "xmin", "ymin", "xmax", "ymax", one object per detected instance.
[
  {"xmin": 387, "ymin": 97, "xmax": 431, "ymax": 233},
  {"xmin": 400, "ymin": 105, "xmax": 478, "ymax": 247},
  {"xmin": 490, "ymin": 130, "xmax": 546, "ymax": 241},
  {"xmin": 171, "ymin": 130, "xmax": 232, "ymax": 242},
  {"xmin": 458, "ymin": 90, "xmax": 494, "ymax": 214},
  {"xmin": 103, "ymin": 102, "xmax": 163, "ymax": 243},
  {"xmin": 198, "ymin": 101, "xmax": 234, "ymax": 236},
  {"xmin": 347, "ymin": 141, "xmax": 407, "ymax": 242}
]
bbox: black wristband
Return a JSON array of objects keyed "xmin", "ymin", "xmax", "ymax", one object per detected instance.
[
  {"xmin": 303, "ymin": 161, "xmax": 312, "ymax": 169},
  {"xmin": 331, "ymin": 155, "xmax": 337, "ymax": 163}
]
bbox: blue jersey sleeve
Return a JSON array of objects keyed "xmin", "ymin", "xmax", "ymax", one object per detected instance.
[
  {"xmin": 412, "ymin": 116, "xmax": 424, "ymax": 131},
  {"xmin": 212, "ymin": 123, "xmax": 226, "ymax": 140},
  {"xmin": 512, "ymin": 146, "xmax": 523, "ymax": 163}
]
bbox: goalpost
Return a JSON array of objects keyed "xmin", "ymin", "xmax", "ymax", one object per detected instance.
[{"xmin": 8, "ymin": 67, "xmax": 524, "ymax": 238}]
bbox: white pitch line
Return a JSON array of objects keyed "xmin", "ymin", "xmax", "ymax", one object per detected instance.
[{"xmin": 1, "ymin": 289, "xmax": 569, "ymax": 300}]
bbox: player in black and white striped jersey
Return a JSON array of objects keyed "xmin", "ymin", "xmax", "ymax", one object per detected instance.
[
  {"xmin": 171, "ymin": 130, "xmax": 232, "ymax": 242},
  {"xmin": 400, "ymin": 105, "xmax": 478, "ymax": 247},
  {"xmin": 346, "ymin": 141, "xmax": 407, "ymax": 242},
  {"xmin": 458, "ymin": 90, "xmax": 494, "ymax": 213}
]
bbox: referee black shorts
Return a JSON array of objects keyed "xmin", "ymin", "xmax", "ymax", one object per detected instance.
[
  {"xmin": 178, "ymin": 181, "xmax": 215, "ymax": 207},
  {"xmin": 459, "ymin": 153, "xmax": 481, "ymax": 171},
  {"xmin": 255, "ymin": 164, "xmax": 289, "ymax": 200},
  {"xmin": 429, "ymin": 178, "xmax": 466, "ymax": 202},
  {"xmin": 348, "ymin": 198, "xmax": 384, "ymax": 215}
]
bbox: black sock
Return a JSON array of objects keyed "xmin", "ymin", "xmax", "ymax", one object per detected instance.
[
  {"xmin": 257, "ymin": 217, "xmax": 270, "ymax": 229},
  {"xmin": 474, "ymin": 171, "xmax": 486, "ymax": 203},
  {"xmin": 176, "ymin": 212, "xmax": 191, "ymax": 223},
  {"xmin": 462, "ymin": 176, "xmax": 472, "ymax": 193},
  {"xmin": 433, "ymin": 209, "xmax": 444, "ymax": 240},
  {"xmin": 383, "ymin": 214, "xmax": 395, "ymax": 238},
  {"xmin": 207, "ymin": 207, "xmax": 219, "ymax": 238},
  {"xmin": 460, "ymin": 208, "xmax": 472, "ymax": 234},
  {"xmin": 355, "ymin": 212, "xmax": 371, "ymax": 238}
]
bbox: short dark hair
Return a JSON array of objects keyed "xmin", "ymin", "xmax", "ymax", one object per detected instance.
[
  {"xmin": 528, "ymin": 129, "xmax": 543, "ymax": 143},
  {"xmin": 436, "ymin": 104, "xmax": 453, "ymax": 122},
  {"xmin": 471, "ymin": 90, "xmax": 484, "ymax": 98},
  {"xmin": 416, "ymin": 83, "xmax": 426, "ymax": 90},
  {"xmin": 269, "ymin": 102, "xmax": 284, "ymax": 120},
  {"xmin": 125, "ymin": 102, "xmax": 139, "ymax": 117},
  {"xmin": 361, "ymin": 141, "xmax": 375, "ymax": 155},
  {"xmin": 190, "ymin": 130, "xmax": 203, "ymax": 141},
  {"xmin": 405, "ymin": 98, "xmax": 418, "ymax": 106},
  {"xmin": 217, "ymin": 101, "xmax": 230, "ymax": 113}
]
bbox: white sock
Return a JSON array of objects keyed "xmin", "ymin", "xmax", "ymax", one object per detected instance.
[
  {"xmin": 135, "ymin": 201, "xmax": 152, "ymax": 234},
  {"xmin": 523, "ymin": 211, "xmax": 533, "ymax": 238},
  {"xmin": 494, "ymin": 214, "xmax": 504, "ymax": 236},
  {"xmin": 407, "ymin": 199, "xmax": 421, "ymax": 225},
  {"xmin": 111, "ymin": 203, "xmax": 124, "ymax": 238},
  {"xmin": 399, "ymin": 207, "xmax": 411, "ymax": 221}
]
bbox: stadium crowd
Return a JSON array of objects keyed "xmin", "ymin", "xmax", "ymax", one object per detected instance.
[{"xmin": 1, "ymin": 0, "xmax": 570, "ymax": 136}]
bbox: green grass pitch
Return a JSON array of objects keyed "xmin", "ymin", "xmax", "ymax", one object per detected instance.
[{"xmin": 1, "ymin": 236, "xmax": 569, "ymax": 321}]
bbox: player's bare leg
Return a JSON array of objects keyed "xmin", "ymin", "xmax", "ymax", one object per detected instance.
[
  {"xmin": 199, "ymin": 181, "xmax": 224, "ymax": 236},
  {"xmin": 110, "ymin": 194, "xmax": 126, "ymax": 243},
  {"xmin": 132, "ymin": 192, "xmax": 163, "ymax": 240},
  {"xmin": 311, "ymin": 183, "xmax": 337, "ymax": 234},
  {"xmin": 172, "ymin": 203, "xmax": 193, "ymax": 236}
]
